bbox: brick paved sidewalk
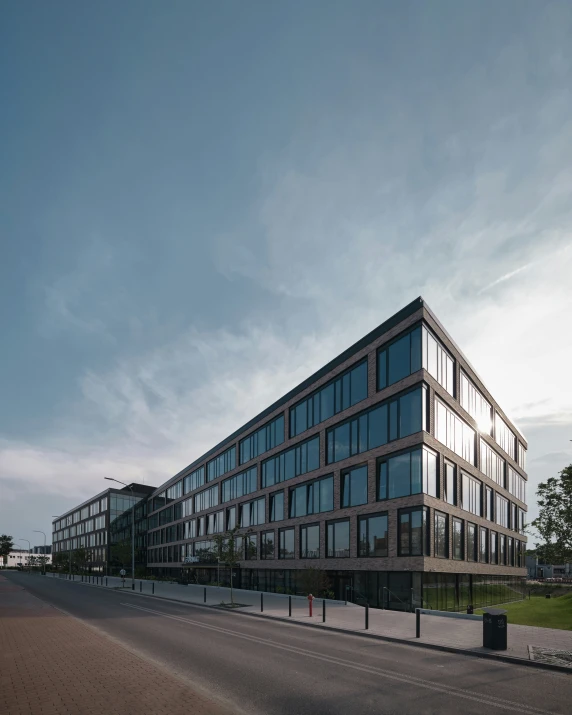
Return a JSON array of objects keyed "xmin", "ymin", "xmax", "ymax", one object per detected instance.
[{"xmin": 0, "ymin": 576, "xmax": 230, "ymax": 715}]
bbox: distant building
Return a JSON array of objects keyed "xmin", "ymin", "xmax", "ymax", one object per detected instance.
[
  {"xmin": 1, "ymin": 548, "xmax": 52, "ymax": 567},
  {"xmin": 526, "ymin": 555, "xmax": 572, "ymax": 579},
  {"xmin": 33, "ymin": 545, "xmax": 52, "ymax": 555}
]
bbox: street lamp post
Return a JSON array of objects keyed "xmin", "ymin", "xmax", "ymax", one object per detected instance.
[
  {"xmin": 18, "ymin": 539, "xmax": 31, "ymax": 573},
  {"xmin": 105, "ymin": 478, "xmax": 135, "ymax": 588},
  {"xmin": 33, "ymin": 530, "xmax": 47, "ymax": 575}
]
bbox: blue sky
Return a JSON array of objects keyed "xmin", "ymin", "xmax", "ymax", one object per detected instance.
[{"xmin": 1, "ymin": 1, "xmax": 571, "ymax": 546}]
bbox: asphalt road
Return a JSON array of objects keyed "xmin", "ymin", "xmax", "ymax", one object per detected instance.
[{"xmin": 6, "ymin": 572, "xmax": 571, "ymax": 715}]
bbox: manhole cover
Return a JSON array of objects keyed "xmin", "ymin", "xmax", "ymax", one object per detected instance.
[{"xmin": 528, "ymin": 645, "xmax": 572, "ymax": 668}]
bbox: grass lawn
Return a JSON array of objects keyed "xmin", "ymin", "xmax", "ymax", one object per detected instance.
[{"xmin": 476, "ymin": 593, "xmax": 572, "ymax": 630}]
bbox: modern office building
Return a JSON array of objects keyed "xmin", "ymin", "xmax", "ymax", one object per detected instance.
[
  {"xmin": 144, "ymin": 298, "xmax": 528, "ymax": 611},
  {"xmin": 33, "ymin": 545, "xmax": 52, "ymax": 555},
  {"xmin": 51, "ymin": 483, "xmax": 155, "ymax": 574}
]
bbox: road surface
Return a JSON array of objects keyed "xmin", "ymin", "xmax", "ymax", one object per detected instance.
[{"xmin": 5, "ymin": 572, "xmax": 571, "ymax": 715}]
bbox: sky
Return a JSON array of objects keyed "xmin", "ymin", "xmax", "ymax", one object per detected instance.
[{"xmin": 1, "ymin": 1, "xmax": 571, "ymax": 550}]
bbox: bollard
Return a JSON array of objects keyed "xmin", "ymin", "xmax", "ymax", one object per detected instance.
[
  {"xmin": 140, "ymin": 581, "xmax": 142, "ymax": 592},
  {"xmin": 106, "ymin": 577, "xmax": 108, "ymax": 587},
  {"xmin": 261, "ymin": 592, "xmax": 264, "ymax": 612},
  {"xmin": 152, "ymin": 582, "xmax": 155, "ymax": 595},
  {"xmin": 289, "ymin": 596, "xmax": 292, "ymax": 617},
  {"xmin": 415, "ymin": 608, "xmax": 421, "ymax": 638},
  {"xmin": 308, "ymin": 594, "xmax": 314, "ymax": 617},
  {"xmin": 365, "ymin": 604, "xmax": 369, "ymax": 630},
  {"xmin": 323, "ymin": 599, "xmax": 326, "ymax": 623},
  {"xmin": 204, "ymin": 586, "xmax": 207, "ymax": 603}
]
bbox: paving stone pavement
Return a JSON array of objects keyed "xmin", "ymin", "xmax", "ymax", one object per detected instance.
[{"xmin": 0, "ymin": 576, "xmax": 230, "ymax": 715}]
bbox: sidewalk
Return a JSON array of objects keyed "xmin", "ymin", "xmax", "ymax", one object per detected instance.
[
  {"xmin": 46, "ymin": 572, "xmax": 572, "ymax": 671},
  {"xmin": 0, "ymin": 575, "xmax": 231, "ymax": 715}
]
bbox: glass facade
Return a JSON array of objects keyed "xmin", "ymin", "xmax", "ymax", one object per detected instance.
[
  {"xmin": 434, "ymin": 511, "xmax": 448, "ymax": 558},
  {"xmin": 207, "ymin": 445, "xmax": 236, "ymax": 482},
  {"xmin": 262, "ymin": 436, "xmax": 320, "ymax": 488},
  {"xmin": 460, "ymin": 371, "xmax": 492, "ymax": 434},
  {"xmin": 378, "ymin": 446, "xmax": 437, "ymax": 501},
  {"xmin": 222, "ymin": 467, "xmax": 257, "ymax": 503},
  {"xmin": 269, "ymin": 491, "xmax": 284, "ymax": 522},
  {"xmin": 327, "ymin": 519, "xmax": 350, "ymax": 558},
  {"xmin": 341, "ymin": 465, "xmax": 368, "ymax": 507},
  {"xmin": 358, "ymin": 513, "xmax": 388, "ymax": 557},
  {"xmin": 507, "ymin": 466, "xmax": 526, "ymax": 503},
  {"xmin": 461, "ymin": 473, "xmax": 482, "ymax": 517},
  {"xmin": 279, "ymin": 528, "xmax": 295, "ymax": 559},
  {"xmin": 435, "ymin": 398, "xmax": 476, "ymax": 464},
  {"xmin": 495, "ymin": 414, "xmax": 516, "ymax": 460},
  {"xmin": 452, "ymin": 518, "xmax": 464, "ymax": 560},
  {"xmin": 289, "ymin": 475, "xmax": 334, "ymax": 518},
  {"xmin": 300, "ymin": 524, "xmax": 320, "ymax": 558},
  {"xmin": 239, "ymin": 414, "xmax": 285, "ymax": 464},
  {"xmin": 327, "ymin": 386, "xmax": 426, "ymax": 464},
  {"xmin": 444, "ymin": 461, "xmax": 456, "ymax": 505},
  {"xmin": 290, "ymin": 360, "xmax": 368, "ymax": 438},
  {"xmin": 377, "ymin": 326, "xmax": 422, "ymax": 389},
  {"xmin": 480, "ymin": 440, "xmax": 505, "ymax": 487},
  {"xmin": 398, "ymin": 507, "xmax": 428, "ymax": 556},
  {"xmin": 184, "ymin": 467, "xmax": 205, "ymax": 494}
]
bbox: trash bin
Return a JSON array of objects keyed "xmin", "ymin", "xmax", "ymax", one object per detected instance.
[
  {"xmin": 482, "ymin": 608, "xmax": 507, "ymax": 650},
  {"xmin": 466, "ymin": 605, "xmax": 474, "ymax": 615}
]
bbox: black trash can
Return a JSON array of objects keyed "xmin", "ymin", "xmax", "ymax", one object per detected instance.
[
  {"xmin": 482, "ymin": 608, "xmax": 507, "ymax": 650},
  {"xmin": 466, "ymin": 605, "xmax": 474, "ymax": 615}
]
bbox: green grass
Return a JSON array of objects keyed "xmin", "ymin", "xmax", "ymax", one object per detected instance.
[{"xmin": 476, "ymin": 593, "xmax": 572, "ymax": 630}]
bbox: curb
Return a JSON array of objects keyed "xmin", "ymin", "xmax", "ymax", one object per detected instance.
[{"xmin": 41, "ymin": 575, "xmax": 572, "ymax": 675}]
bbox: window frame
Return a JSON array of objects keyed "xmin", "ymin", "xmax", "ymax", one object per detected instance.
[
  {"xmin": 357, "ymin": 512, "xmax": 388, "ymax": 558},
  {"xmin": 300, "ymin": 523, "xmax": 320, "ymax": 559},
  {"xmin": 434, "ymin": 511, "xmax": 448, "ymax": 559},
  {"xmin": 326, "ymin": 518, "xmax": 351, "ymax": 558},
  {"xmin": 340, "ymin": 464, "xmax": 369, "ymax": 508}
]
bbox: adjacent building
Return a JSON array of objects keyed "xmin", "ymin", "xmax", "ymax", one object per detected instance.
[
  {"xmin": 1, "ymin": 548, "xmax": 52, "ymax": 568},
  {"xmin": 51, "ymin": 483, "xmax": 155, "ymax": 575},
  {"xmin": 51, "ymin": 298, "xmax": 528, "ymax": 610},
  {"xmin": 144, "ymin": 298, "xmax": 528, "ymax": 611}
]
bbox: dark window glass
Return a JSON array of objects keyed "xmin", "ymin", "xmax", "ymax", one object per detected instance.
[
  {"xmin": 368, "ymin": 404, "xmax": 387, "ymax": 449},
  {"xmin": 262, "ymin": 436, "xmax": 320, "ymax": 487},
  {"xmin": 358, "ymin": 513, "xmax": 388, "ymax": 557},
  {"xmin": 301, "ymin": 524, "xmax": 320, "ymax": 559},
  {"xmin": 341, "ymin": 465, "xmax": 368, "ymax": 507},
  {"xmin": 239, "ymin": 415, "xmax": 285, "ymax": 465},
  {"xmin": 261, "ymin": 531, "xmax": 275, "ymax": 560},
  {"xmin": 467, "ymin": 523, "xmax": 477, "ymax": 561},
  {"xmin": 399, "ymin": 388, "xmax": 423, "ymax": 436},
  {"xmin": 378, "ymin": 447, "xmax": 436, "ymax": 501},
  {"xmin": 388, "ymin": 333, "xmax": 411, "ymax": 385},
  {"xmin": 398, "ymin": 507, "xmax": 428, "ymax": 556},
  {"xmin": 434, "ymin": 512, "xmax": 448, "ymax": 558},
  {"xmin": 377, "ymin": 350, "xmax": 387, "ymax": 390},
  {"xmin": 245, "ymin": 534, "xmax": 257, "ymax": 560},
  {"xmin": 333, "ymin": 422, "xmax": 350, "ymax": 462},
  {"xmin": 452, "ymin": 519, "xmax": 464, "ymax": 560},
  {"xmin": 480, "ymin": 528, "xmax": 488, "ymax": 563},
  {"xmin": 444, "ymin": 462, "xmax": 456, "ymax": 505},
  {"xmin": 378, "ymin": 326, "xmax": 422, "ymax": 390},
  {"xmin": 326, "ymin": 520, "xmax": 350, "ymax": 558},
  {"xmin": 278, "ymin": 528, "xmax": 295, "ymax": 559}
]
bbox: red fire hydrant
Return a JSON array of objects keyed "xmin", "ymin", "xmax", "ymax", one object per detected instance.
[{"xmin": 308, "ymin": 593, "xmax": 314, "ymax": 617}]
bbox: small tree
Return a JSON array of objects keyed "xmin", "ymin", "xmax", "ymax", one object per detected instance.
[
  {"xmin": 299, "ymin": 566, "xmax": 331, "ymax": 598},
  {"xmin": 214, "ymin": 527, "xmax": 243, "ymax": 605},
  {"xmin": 52, "ymin": 552, "xmax": 66, "ymax": 571},
  {"xmin": 73, "ymin": 548, "xmax": 89, "ymax": 574},
  {"xmin": 111, "ymin": 539, "xmax": 132, "ymax": 574},
  {"xmin": 36, "ymin": 555, "xmax": 49, "ymax": 573},
  {"xmin": 532, "ymin": 465, "xmax": 572, "ymax": 564},
  {"xmin": 0, "ymin": 534, "xmax": 14, "ymax": 567}
]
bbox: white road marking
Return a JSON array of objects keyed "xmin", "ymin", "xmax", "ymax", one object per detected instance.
[{"xmin": 120, "ymin": 602, "xmax": 562, "ymax": 715}]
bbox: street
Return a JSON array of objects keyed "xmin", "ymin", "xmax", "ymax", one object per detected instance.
[{"xmin": 4, "ymin": 572, "xmax": 571, "ymax": 715}]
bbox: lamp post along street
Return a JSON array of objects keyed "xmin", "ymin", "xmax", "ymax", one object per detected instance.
[
  {"xmin": 105, "ymin": 478, "xmax": 136, "ymax": 586},
  {"xmin": 33, "ymin": 530, "xmax": 47, "ymax": 575}
]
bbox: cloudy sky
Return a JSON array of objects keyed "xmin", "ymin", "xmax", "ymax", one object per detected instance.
[{"xmin": 1, "ymin": 1, "xmax": 571, "ymax": 549}]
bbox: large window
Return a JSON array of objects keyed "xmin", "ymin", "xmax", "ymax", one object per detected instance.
[
  {"xmin": 490, "ymin": 531, "xmax": 498, "ymax": 565},
  {"xmin": 423, "ymin": 327, "xmax": 455, "ymax": 395},
  {"xmin": 435, "ymin": 398, "xmax": 475, "ymax": 465},
  {"xmin": 480, "ymin": 527, "xmax": 489, "ymax": 563},
  {"xmin": 207, "ymin": 445, "xmax": 236, "ymax": 482},
  {"xmin": 166, "ymin": 481, "xmax": 182, "ymax": 501},
  {"xmin": 378, "ymin": 446, "xmax": 437, "ymax": 501},
  {"xmin": 300, "ymin": 524, "xmax": 320, "ymax": 559},
  {"xmin": 326, "ymin": 519, "xmax": 350, "ymax": 558},
  {"xmin": 184, "ymin": 467, "xmax": 205, "ymax": 494},
  {"xmin": 377, "ymin": 326, "xmax": 422, "ymax": 389},
  {"xmin": 358, "ymin": 513, "xmax": 388, "ymax": 557},
  {"xmin": 226, "ymin": 506, "xmax": 236, "ymax": 530},
  {"xmin": 480, "ymin": 441, "xmax": 505, "ymax": 487},
  {"xmin": 194, "ymin": 485, "xmax": 219, "ymax": 513},
  {"xmin": 341, "ymin": 465, "xmax": 368, "ymax": 507},
  {"xmin": 434, "ymin": 512, "xmax": 448, "ymax": 558},
  {"xmin": 262, "ymin": 436, "xmax": 319, "ymax": 487},
  {"xmin": 240, "ymin": 497, "xmax": 265, "ymax": 527},
  {"xmin": 207, "ymin": 511, "xmax": 224, "ymax": 535},
  {"xmin": 289, "ymin": 475, "xmax": 334, "ymax": 518},
  {"xmin": 452, "ymin": 518, "xmax": 464, "ymax": 560},
  {"xmin": 467, "ymin": 523, "xmax": 477, "ymax": 561},
  {"xmin": 495, "ymin": 494, "xmax": 509, "ymax": 528},
  {"xmin": 461, "ymin": 473, "xmax": 482, "ymax": 516},
  {"xmin": 261, "ymin": 531, "xmax": 275, "ymax": 559},
  {"xmin": 279, "ymin": 528, "xmax": 295, "ymax": 559},
  {"xmin": 460, "ymin": 372, "xmax": 492, "ymax": 434},
  {"xmin": 269, "ymin": 491, "xmax": 284, "ymax": 522},
  {"xmin": 518, "ymin": 443, "xmax": 527, "ymax": 470},
  {"xmin": 222, "ymin": 467, "xmax": 257, "ymax": 503},
  {"xmin": 398, "ymin": 507, "xmax": 428, "ymax": 556},
  {"xmin": 485, "ymin": 487, "xmax": 494, "ymax": 521},
  {"xmin": 327, "ymin": 386, "xmax": 426, "ymax": 464},
  {"xmin": 239, "ymin": 414, "xmax": 285, "ymax": 464},
  {"xmin": 495, "ymin": 414, "xmax": 516, "ymax": 460},
  {"xmin": 290, "ymin": 360, "xmax": 368, "ymax": 438},
  {"xmin": 444, "ymin": 461, "xmax": 456, "ymax": 505},
  {"xmin": 499, "ymin": 534, "xmax": 506, "ymax": 565},
  {"xmin": 507, "ymin": 467, "xmax": 526, "ymax": 504}
]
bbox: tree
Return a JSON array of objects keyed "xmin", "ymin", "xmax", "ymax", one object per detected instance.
[
  {"xmin": 299, "ymin": 566, "xmax": 331, "ymax": 598},
  {"xmin": 213, "ymin": 527, "xmax": 243, "ymax": 605},
  {"xmin": 0, "ymin": 534, "xmax": 14, "ymax": 567},
  {"xmin": 532, "ymin": 464, "xmax": 572, "ymax": 564},
  {"xmin": 36, "ymin": 555, "xmax": 49, "ymax": 573},
  {"xmin": 52, "ymin": 552, "xmax": 66, "ymax": 571},
  {"xmin": 73, "ymin": 548, "xmax": 89, "ymax": 574},
  {"xmin": 111, "ymin": 539, "xmax": 132, "ymax": 572}
]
